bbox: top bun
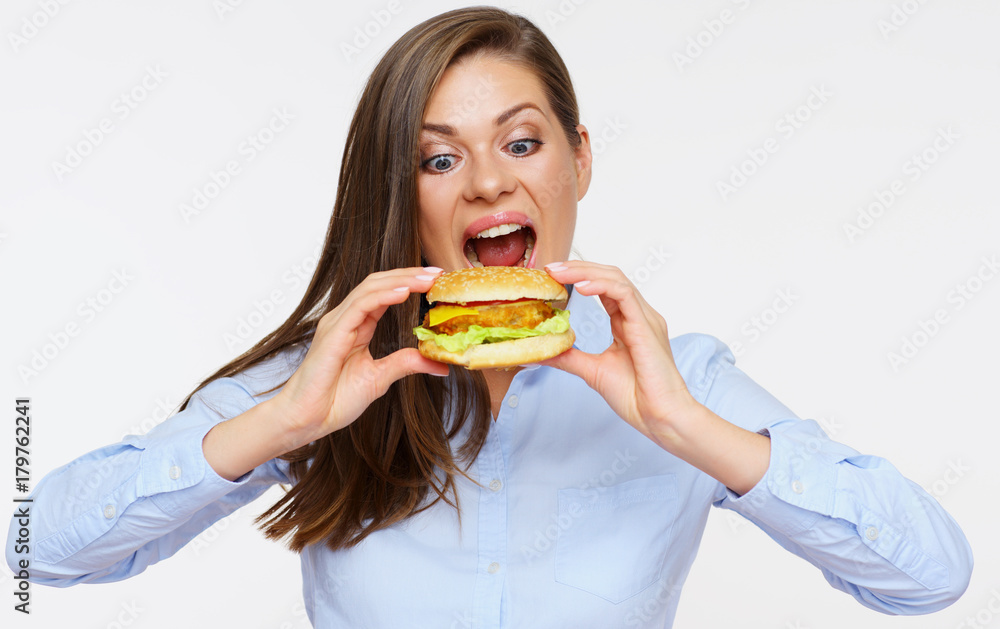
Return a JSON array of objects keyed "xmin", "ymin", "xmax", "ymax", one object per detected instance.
[{"xmin": 427, "ymin": 266, "xmax": 568, "ymax": 304}]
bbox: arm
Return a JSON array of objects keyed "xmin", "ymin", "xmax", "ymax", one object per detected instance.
[
  {"xmin": 4, "ymin": 376, "xmax": 289, "ymax": 585},
  {"xmin": 718, "ymin": 416, "xmax": 973, "ymax": 614},
  {"xmin": 7, "ymin": 266, "xmax": 448, "ymax": 584},
  {"xmin": 542, "ymin": 260, "xmax": 973, "ymax": 614},
  {"xmin": 696, "ymin": 337, "xmax": 973, "ymax": 614}
]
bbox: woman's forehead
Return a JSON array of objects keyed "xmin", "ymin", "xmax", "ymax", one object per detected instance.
[{"xmin": 422, "ymin": 57, "xmax": 551, "ymax": 131}]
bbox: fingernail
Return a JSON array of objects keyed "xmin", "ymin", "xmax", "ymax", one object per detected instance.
[
  {"xmin": 427, "ymin": 371, "xmax": 449, "ymax": 377},
  {"xmin": 575, "ymin": 280, "xmax": 591, "ymax": 287},
  {"xmin": 416, "ymin": 274, "xmax": 436, "ymax": 281},
  {"xmin": 546, "ymin": 262, "xmax": 567, "ymax": 271},
  {"xmin": 423, "ymin": 266, "xmax": 443, "ymax": 273},
  {"xmin": 393, "ymin": 286, "xmax": 408, "ymax": 292}
]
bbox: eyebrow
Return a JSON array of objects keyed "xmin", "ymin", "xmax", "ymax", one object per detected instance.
[{"xmin": 421, "ymin": 102, "xmax": 543, "ymax": 136}]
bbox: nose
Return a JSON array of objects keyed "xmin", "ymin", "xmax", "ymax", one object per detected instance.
[{"xmin": 463, "ymin": 152, "xmax": 516, "ymax": 204}]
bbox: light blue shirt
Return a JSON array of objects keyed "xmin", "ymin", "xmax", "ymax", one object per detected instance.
[{"xmin": 6, "ymin": 289, "xmax": 973, "ymax": 627}]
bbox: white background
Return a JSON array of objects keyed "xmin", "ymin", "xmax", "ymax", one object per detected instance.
[{"xmin": 2, "ymin": 0, "xmax": 998, "ymax": 627}]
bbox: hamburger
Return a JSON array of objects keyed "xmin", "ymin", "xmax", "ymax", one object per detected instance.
[{"xmin": 413, "ymin": 266, "xmax": 575, "ymax": 369}]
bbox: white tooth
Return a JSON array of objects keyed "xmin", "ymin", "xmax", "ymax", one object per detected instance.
[
  {"xmin": 467, "ymin": 248, "xmax": 478, "ymax": 261},
  {"xmin": 525, "ymin": 232, "xmax": 535, "ymax": 245},
  {"xmin": 472, "ymin": 261, "xmax": 484, "ymax": 268},
  {"xmin": 475, "ymin": 223, "xmax": 524, "ymax": 239}
]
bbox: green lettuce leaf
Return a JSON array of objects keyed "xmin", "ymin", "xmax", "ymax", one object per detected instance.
[{"xmin": 413, "ymin": 308, "xmax": 571, "ymax": 353}]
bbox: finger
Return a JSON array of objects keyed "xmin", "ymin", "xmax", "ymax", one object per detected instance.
[
  {"xmin": 538, "ymin": 347, "xmax": 603, "ymax": 390},
  {"xmin": 566, "ymin": 275, "xmax": 647, "ymax": 325},
  {"xmin": 326, "ymin": 268, "xmax": 441, "ymax": 336},
  {"xmin": 371, "ymin": 348, "xmax": 450, "ymax": 391},
  {"xmin": 546, "ymin": 261, "xmax": 642, "ymax": 312},
  {"xmin": 547, "ymin": 261, "xmax": 671, "ymax": 350}
]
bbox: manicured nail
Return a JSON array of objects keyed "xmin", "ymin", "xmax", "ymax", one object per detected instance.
[
  {"xmin": 423, "ymin": 266, "xmax": 443, "ymax": 273},
  {"xmin": 416, "ymin": 274, "xmax": 436, "ymax": 281},
  {"xmin": 575, "ymin": 280, "xmax": 591, "ymax": 287},
  {"xmin": 393, "ymin": 286, "xmax": 408, "ymax": 292},
  {"xmin": 546, "ymin": 262, "xmax": 567, "ymax": 271},
  {"xmin": 427, "ymin": 371, "xmax": 449, "ymax": 377}
]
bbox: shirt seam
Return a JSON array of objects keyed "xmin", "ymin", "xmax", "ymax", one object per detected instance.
[{"xmin": 34, "ymin": 471, "xmax": 139, "ymax": 560}]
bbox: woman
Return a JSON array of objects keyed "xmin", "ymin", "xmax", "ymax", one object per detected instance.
[{"xmin": 7, "ymin": 7, "xmax": 972, "ymax": 627}]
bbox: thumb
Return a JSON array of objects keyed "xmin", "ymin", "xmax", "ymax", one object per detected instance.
[
  {"xmin": 539, "ymin": 348, "xmax": 602, "ymax": 389},
  {"xmin": 373, "ymin": 348, "xmax": 450, "ymax": 389}
]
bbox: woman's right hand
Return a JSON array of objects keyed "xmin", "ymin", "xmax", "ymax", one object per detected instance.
[
  {"xmin": 204, "ymin": 266, "xmax": 447, "ymax": 481},
  {"xmin": 272, "ymin": 266, "xmax": 448, "ymax": 449}
]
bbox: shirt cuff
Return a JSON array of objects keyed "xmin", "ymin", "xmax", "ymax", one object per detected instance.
[
  {"xmin": 139, "ymin": 419, "xmax": 252, "ymax": 517},
  {"xmin": 724, "ymin": 418, "xmax": 849, "ymax": 535}
]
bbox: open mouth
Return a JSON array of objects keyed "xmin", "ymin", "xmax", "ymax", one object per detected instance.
[{"xmin": 464, "ymin": 223, "xmax": 536, "ymax": 268}]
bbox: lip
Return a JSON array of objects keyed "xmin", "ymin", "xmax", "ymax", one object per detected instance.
[
  {"xmin": 463, "ymin": 211, "xmax": 533, "ymax": 241},
  {"xmin": 462, "ymin": 211, "xmax": 538, "ymax": 269}
]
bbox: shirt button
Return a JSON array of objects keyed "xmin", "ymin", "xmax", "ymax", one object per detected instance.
[
  {"xmin": 507, "ymin": 394, "xmax": 519, "ymax": 408},
  {"xmin": 791, "ymin": 480, "xmax": 804, "ymax": 494},
  {"xmin": 103, "ymin": 504, "xmax": 116, "ymax": 519},
  {"xmin": 489, "ymin": 479, "xmax": 502, "ymax": 492},
  {"xmin": 865, "ymin": 526, "xmax": 879, "ymax": 541},
  {"xmin": 168, "ymin": 465, "xmax": 182, "ymax": 480},
  {"xmin": 487, "ymin": 562, "xmax": 500, "ymax": 574}
]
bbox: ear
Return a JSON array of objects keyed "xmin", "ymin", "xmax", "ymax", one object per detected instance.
[{"xmin": 573, "ymin": 124, "xmax": 593, "ymax": 201}]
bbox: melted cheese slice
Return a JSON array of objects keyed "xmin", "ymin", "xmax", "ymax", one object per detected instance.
[{"xmin": 428, "ymin": 305, "xmax": 479, "ymax": 327}]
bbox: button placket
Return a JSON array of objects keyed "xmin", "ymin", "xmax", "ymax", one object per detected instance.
[{"xmin": 471, "ymin": 424, "xmax": 508, "ymax": 622}]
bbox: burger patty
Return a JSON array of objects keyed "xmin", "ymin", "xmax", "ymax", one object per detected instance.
[{"xmin": 424, "ymin": 300, "xmax": 555, "ymax": 335}]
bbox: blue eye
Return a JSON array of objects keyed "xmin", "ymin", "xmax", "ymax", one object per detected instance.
[
  {"xmin": 422, "ymin": 154, "xmax": 456, "ymax": 173},
  {"xmin": 507, "ymin": 139, "xmax": 541, "ymax": 156}
]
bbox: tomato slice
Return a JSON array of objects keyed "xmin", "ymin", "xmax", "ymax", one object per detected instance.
[{"xmin": 438, "ymin": 298, "xmax": 538, "ymax": 307}]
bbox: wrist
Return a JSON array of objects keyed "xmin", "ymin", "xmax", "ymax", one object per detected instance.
[
  {"xmin": 645, "ymin": 392, "xmax": 701, "ymax": 450},
  {"xmin": 267, "ymin": 391, "xmax": 320, "ymax": 454},
  {"xmin": 649, "ymin": 398, "xmax": 770, "ymax": 496},
  {"xmin": 202, "ymin": 394, "xmax": 310, "ymax": 482}
]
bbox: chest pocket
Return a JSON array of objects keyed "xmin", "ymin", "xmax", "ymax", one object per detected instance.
[{"xmin": 554, "ymin": 474, "xmax": 678, "ymax": 604}]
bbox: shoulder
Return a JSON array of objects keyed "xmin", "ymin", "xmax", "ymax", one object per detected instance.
[{"xmin": 668, "ymin": 333, "xmax": 735, "ymax": 402}]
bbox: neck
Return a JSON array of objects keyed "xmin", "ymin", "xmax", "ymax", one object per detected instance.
[{"xmin": 482, "ymin": 367, "xmax": 520, "ymax": 420}]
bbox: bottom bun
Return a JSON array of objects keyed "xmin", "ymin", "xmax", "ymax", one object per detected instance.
[{"xmin": 418, "ymin": 329, "xmax": 575, "ymax": 370}]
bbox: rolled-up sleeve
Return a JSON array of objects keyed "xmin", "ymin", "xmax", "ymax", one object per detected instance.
[
  {"xmin": 681, "ymin": 334, "xmax": 974, "ymax": 614},
  {"xmin": 6, "ymin": 374, "xmax": 291, "ymax": 586}
]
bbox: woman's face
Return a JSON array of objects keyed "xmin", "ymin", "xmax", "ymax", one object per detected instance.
[{"xmin": 417, "ymin": 55, "xmax": 592, "ymax": 272}]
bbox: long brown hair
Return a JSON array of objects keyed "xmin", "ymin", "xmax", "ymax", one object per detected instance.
[{"xmin": 178, "ymin": 6, "xmax": 582, "ymax": 552}]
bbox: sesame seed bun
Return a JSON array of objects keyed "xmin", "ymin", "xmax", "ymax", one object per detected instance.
[
  {"xmin": 427, "ymin": 266, "xmax": 568, "ymax": 304},
  {"xmin": 418, "ymin": 266, "xmax": 574, "ymax": 369}
]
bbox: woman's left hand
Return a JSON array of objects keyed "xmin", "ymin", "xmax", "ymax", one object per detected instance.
[{"xmin": 540, "ymin": 260, "xmax": 696, "ymax": 447}]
